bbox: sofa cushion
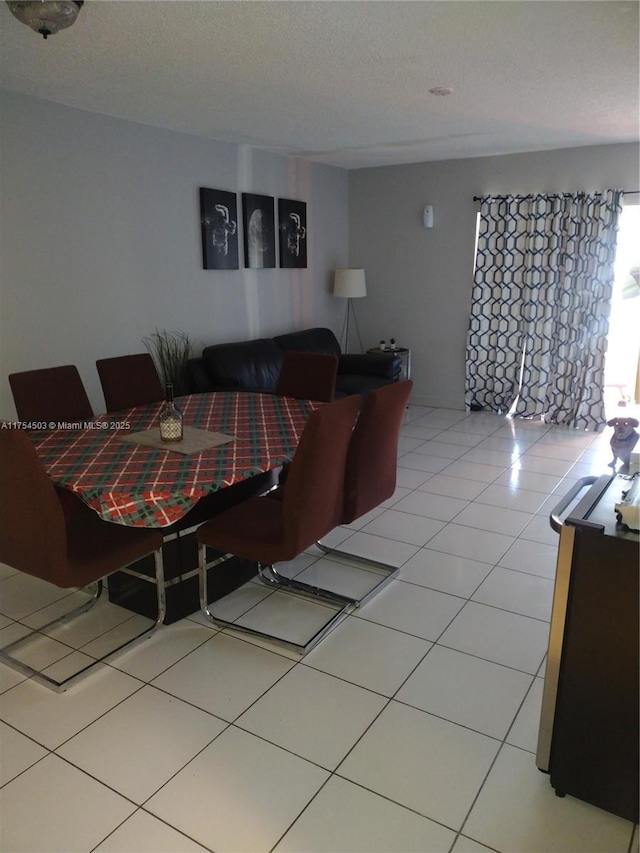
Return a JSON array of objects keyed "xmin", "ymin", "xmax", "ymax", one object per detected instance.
[
  {"xmin": 273, "ymin": 327, "xmax": 341, "ymax": 358},
  {"xmin": 339, "ymin": 353, "xmax": 402, "ymax": 380},
  {"xmin": 202, "ymin": 338, "xmax": 283, "ymax": 392},
  {"xmin": 336, "ymin": 373, "xmax": 398, "ymax": 397}
]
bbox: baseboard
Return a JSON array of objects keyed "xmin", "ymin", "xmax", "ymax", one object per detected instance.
[{"xmin": 408, "ymin": 393, "xmax": 466, "ymax": 410}]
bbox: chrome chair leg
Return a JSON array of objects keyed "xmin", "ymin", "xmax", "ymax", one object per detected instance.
[
  {"xmin": 198, "ymin": 544, "xmax": 352, "ymax": 654},
  {"xmin": 0, "ymin": 551, "xmax": 166, "ymax": 692},
  {"xmin": 258, "ymin": 560, "xmax": 359, "ymax": 607},
  {"xmin": 316, "ymin": 538, "xmax": 400, "ymax": 605}
]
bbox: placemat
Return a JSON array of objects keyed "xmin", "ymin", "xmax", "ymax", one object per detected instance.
[{"xmin": 120, "ymin": 426, "xmax": 235, "ymax": 455}]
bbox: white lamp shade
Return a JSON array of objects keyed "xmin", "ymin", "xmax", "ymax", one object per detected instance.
[{"xmin": 333, "ymin": 268, "xmax": 367, "ymax": 298}]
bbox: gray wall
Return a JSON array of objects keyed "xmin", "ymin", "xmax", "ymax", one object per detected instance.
[
  {"xmin": 349, "ymin": 143, "xmax": 640, "ymax": 408},
  {"xmin": 0, "ymin": 90, "xmax": 349, "ymax": 418},
  {"xmin": 2, "ymin": 89, "xmax": 637, "ymax": 417}
]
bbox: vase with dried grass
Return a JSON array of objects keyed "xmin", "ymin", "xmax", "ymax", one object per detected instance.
[{"xmin": 142, "ymin": 328, "xmax": 192, "ymax": 397}]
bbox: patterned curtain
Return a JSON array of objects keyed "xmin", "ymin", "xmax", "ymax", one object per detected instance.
[{"xmin": 465, "ymin": 190, "xmax": 623, "ymax": 431}]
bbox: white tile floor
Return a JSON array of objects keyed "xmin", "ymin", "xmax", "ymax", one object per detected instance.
[{"xmin": 0, "ymin": 406, "xmax": 638, "ymax": 853}]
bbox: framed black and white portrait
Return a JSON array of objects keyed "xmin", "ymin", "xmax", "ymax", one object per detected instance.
[
  {"xmin": 200, "ymin": 188, "xmax": 239, "ymax": 270},
  {"xmin": 241, "ymin": 193, "xmax": 276, "ymax": 269},
  {"xmin": 278, "ymin": 198, "xmax": 307, "ymax": 268}
]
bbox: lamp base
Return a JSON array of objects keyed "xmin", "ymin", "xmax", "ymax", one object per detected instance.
[{"xmin": 340, "ymin": 298, "xmax": 364, "ymax": 353}]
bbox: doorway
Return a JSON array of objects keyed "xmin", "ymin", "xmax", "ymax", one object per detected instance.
[{"xmin": 604, "ymin": 204, "xmax": 640, "ymax": 420}]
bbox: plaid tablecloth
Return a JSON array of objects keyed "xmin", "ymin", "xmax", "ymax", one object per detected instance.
[{"xmin": 32, "ymin": 392, "xmax": 319, "ymax": 528}]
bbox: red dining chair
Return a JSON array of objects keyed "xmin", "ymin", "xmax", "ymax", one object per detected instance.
[
  {"xmin": 9, "ymin": 365, "xmax": 94, "ymax": 424},
  {"xmin": 96, "ymin": 353, "xmax": 165, "ymax": 412},
  {"xmin": 274, "ymin": 351, "xmax": 339, "ymax": 489},
  {"xmin": 267, "ymin": 380, "xmax": 413, "ymax": 606},
  {"xmin": 316, "ymin": 379, "xmax": 414, "ymax": 602},
  {"xmin": 197, "ymin": 394, "xmax": 361, "ymax": 652},
  {"xmin": 342, "ymin": 380, "xmax": 413, "ymax": 522},
  {"xmin": 275, "ymin": 351, "xmax": 339, "ymax": 402},
  {"xmin": 0, "ymin": 429, "xmax": 166, "ymax": 691}
]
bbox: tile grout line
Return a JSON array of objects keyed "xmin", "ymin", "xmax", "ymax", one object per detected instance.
[{"xmin": 0, "ymin": 408, "xmax": 627, "ymax": 852}]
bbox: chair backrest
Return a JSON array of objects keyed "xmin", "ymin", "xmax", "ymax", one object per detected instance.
[
  {"xmin": 282, "ymin": 394, "xmax": 361, "ymax": 555},
  {"xmin": 0, "ymin": 429, "xmax": 68, "ymax": 582},
  {"xmin": 276, "ymin": 352, "xmax": 339, "ymax": 403},
  {"xmin": 9, "ymin": 365, "xmax": 94, "ymax": 424},
  {"xmin": 96, "ymin": 353, "xmax": 164, "ymax": 412},
  {"xmin": 342, "ymin": 379, "xmax": 413, "ymax": 524}
]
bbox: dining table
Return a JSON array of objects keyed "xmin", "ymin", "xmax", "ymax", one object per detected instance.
[
  {"xmin": 29, "ymin": 390, "xmax": 321, "ymax": 621},
  {"xmin": 30, "ymin": 390, "xmax": 320, "ymax": 529}
]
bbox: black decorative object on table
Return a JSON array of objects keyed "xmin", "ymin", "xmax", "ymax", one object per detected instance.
[
  {"xmin": 242, "ymin": 193, "xmax": 276, "ymax": 269},
  {"xmin": 278, "ymin": 198, "xmax": 307, "ymax": 268}
]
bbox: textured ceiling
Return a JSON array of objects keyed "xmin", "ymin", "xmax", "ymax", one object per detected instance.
[{"xmin": 1, "ymin": 0, "xmax": 638, "ymax": 169}]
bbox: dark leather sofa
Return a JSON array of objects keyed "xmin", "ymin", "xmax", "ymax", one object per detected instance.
[{"xmin": 187, "ymin": 327, "xmax": 402, "ymax": 397}]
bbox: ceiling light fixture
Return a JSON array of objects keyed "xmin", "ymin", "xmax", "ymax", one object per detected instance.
[
  {"xmin": 429, "ymin": 86, "xmax": 454, "ymax": 96},
  {"xmin": 6, "ymin": 0, "xmax": 83, "ymax": 38}
]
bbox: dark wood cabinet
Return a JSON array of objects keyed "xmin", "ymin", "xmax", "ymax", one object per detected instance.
[{"xmin": 537, "ymin": 474, "xmax": 639, "ymax": 823}]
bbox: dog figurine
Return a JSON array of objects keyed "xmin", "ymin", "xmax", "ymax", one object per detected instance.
[{"xmin": 607, "ymin": 417, "xmax": 639, "ymax": 470}]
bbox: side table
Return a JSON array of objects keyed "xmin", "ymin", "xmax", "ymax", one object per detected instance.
[{"xmin": 367, "ymin": 346, "xmax": 411, "ymax": 381}]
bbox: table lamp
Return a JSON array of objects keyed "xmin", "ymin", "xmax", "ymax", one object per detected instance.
[{"xmin": 333, "ymin": 268, "xmax": 367, "ymax": 352}]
